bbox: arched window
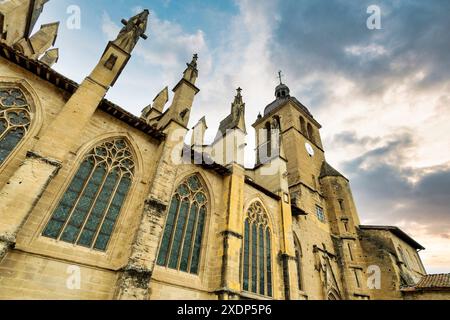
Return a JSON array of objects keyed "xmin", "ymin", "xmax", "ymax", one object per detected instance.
[
  {"xmin": 294, "ymin": 236, "xmax": 303, "ymax": 291},
  {"xmin": 299, "ymin": 116, "xmax": 306, "ymax": 134},
  {"xmin": 242, "ymin": 201, "xmax": 273, "ymax": 297},
  {"xmin": 157, "ymin": 174, "xmax": 207, "ymax": 275},
  {"xmin": 42, "ymin": 139, "xmax": 134, "ymax": 251},
  {"xmin": 265, "ymin": 122, "xmax": 272, "ymax": 158},
  {"xmin": 0, "ymin": 87, "xmax": 31, "ymax": 165},
  {"xmin": 307, "ymin": 123, "xmax": 314, "ymax": 143}
]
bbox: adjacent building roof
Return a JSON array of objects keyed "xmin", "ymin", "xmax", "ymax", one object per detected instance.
[
  {"xmin": 415, "ymin": 274, "xmax": 450, "ymax": 289},
  {"xmin": 320, "ymin": 161, "xmax": 348, "ymax": 180},
  {"xmin": 0, "ymin": 42, "xmax": 165, "ymax": 141},
  {"xmin": 359, "ymin": 225, "xmax": 425, "ymax": 250},
  {"xmin": 214, "ymin": 112, "xmax": 241, "ymax": 142},
  {"xmin": 264, "ymin": 96, "xmax": 314, "ymax": 119},
  {"xmin": 402, "ymin": 274, "xmax": 450, "ymax": 292}
]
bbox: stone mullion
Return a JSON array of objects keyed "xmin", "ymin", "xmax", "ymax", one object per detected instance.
[
  {"xmin": 165, "ymin": 195, "xmax": 183, "ymax": 268},
  {"xmin": 187, "ymin": 204, "xmax": 201, "ymax": 273},
  {"xmin": 176, "ymin": 201, "xmax": 193, "ymax": 270},
  {"xmin": 91, "ymin": 172, "xmax": 123, "ymax": 247}
]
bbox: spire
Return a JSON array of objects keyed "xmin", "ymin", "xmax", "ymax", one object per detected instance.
[
  {"xmin": 231, "ymin": 87, "xmax": 246, "ymax": 133},
  {"xmin": 191, "ymin": 116, "xmax": 208, "ymax": 148},
  {"xmin": 157, "ymin": 54, "xmax": 200, "ymax": 130},
  {"xmin": 183, "ymin": 53, "xmax": 199, "ymax": 84},
  {"xmin": 13, "ymin": 21, "xmax": 59, "ymax": 59},
  {"xmin": 151, "ymin": 86, "xmax": 169, "ymax": 113},
  {"xmin": 39, "ymin": 47, "xmax": 59, "ymax": 67},
  {"xmin": 141, "ymin": 86, "xmax": 169, "ymax": 123},
  {"xmin": 26, "ymin": 0, "xmax": 50, "ymax": 37},
  {"xmin": 0, "ymin": 0, "xmax": 51, "ymax": 46},
  {"xmin": 214, "ymin": 88, "xmax": 247, "ymax": 143},
  {"xmin": 112, "ymin": 9, "xmax": 149, "ymax": 54}
]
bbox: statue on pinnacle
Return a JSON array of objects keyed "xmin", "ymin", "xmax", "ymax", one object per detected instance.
[{"xmin": 113, "ymin": 9, "xmax": 150, "ymax": 54}]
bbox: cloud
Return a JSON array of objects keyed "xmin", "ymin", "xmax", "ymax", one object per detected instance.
[{"xmin": 338, "ymin": 132, "xmax": 450, "ymax": 272}]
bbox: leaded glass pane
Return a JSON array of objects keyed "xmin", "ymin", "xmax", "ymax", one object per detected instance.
[
  {"xmin": 43, "ymin": 220, "xmax": 64, "ymax": 239},
  {"xmin": 94, "ymin": 174, "xmax": 132, "ymax": 251},
  {"xmin": 43, "ymin": 159, "xmax": 94, "ymax": 239},
  {"xmin": 0, "ymin": 128, "xmax": 25, "ymax": 163},
  {"xmin": 190, "ymin": 206, "xmax": 205, "ymax": 274},
  {"xmin": 78, "ymin": 170, "xmax": 118, "ymax": 247},
  {"xmin": 251, "ymin": 223, "xmax": 257, "ymax": 293},
  {"xmin": 180, "ymin": 203, "xmax": 198, "ymax": 272},
  {"xmin": 195, "ymin": 192, "xmax": 206, "ymax": 205},
  {"xmin": 188, "ymin": 175, "xmax": 200, "ymax": 191},
  {"xmin": 60, "ymin": 164, "xmax": 106, "ymax": 243},
  {"xmin": 259, "ymin": 225, "xmax": 265, "ymax": 295},
  {"xmin": 157, "ymin": 196, "xmax": 180, "ymax": 266},
  {"xmin": 42, "ymin": 139, "xmax": 135, "ymax": 251},
  {"xmin": 157, "ymin": 175, "xmax": 207, "ymax": 275},
  {"xmin": 168, "ymin": 200, "xmax": 190, "ymax": 269},
  {"xmin": 178, "ymin": 184, "xmax": 189, "ymax": 197},
  {"xmin": 266, "ymin": 228, "xmax": 272, "ymax": 297}
]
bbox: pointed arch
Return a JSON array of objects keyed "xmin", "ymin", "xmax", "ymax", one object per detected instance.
[
  {"xmin": 0, "ymin": 77, "xmax": 43, "ymax": 170},
  {"xmin": 241, "ymin": 200, "xmax": 273, "ymax": 297},
  {"xmin": 299, "ymin": 116, "xmax": 306, "ymax": 134},
  {"xmin": 156, "ymin": 173, "xmax": 208, "ymax": 275},
  {"xmin": 307, "ymin": 122, "xmax": 315, "ymax": 143},
  {"xmin": 42, "ymin": 138, "xmax": 135, "ymax": 251},
  {"xmin": 327, "ymin": 289, "xmax": 341, "ymax": 300}
]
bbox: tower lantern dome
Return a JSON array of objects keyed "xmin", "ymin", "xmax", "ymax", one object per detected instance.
[
  {"xmin": 275, "ymin": 83, "xmax": 290, "ymax": 99},
  {"xmin": 275, "ymin": 70, "xmax": 290, "ymax": 99}
]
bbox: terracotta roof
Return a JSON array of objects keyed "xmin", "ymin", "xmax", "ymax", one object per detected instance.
[
  {"xmin": 415, "ymin": 274, "xmax": 450, "ymax": 289},
  {"xmin": 359, "ymin": 225, "xmax": 425, "ymax": 250}
]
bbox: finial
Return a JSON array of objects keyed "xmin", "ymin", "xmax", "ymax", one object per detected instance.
[
  {"xmin": 277, "ymin": 70, "xmax": 284, "ymax": 85},
  {"xmin": 113, "ymin": 9, "xmax": 150, "ymax": 53},
  {"xmin": 236, "ymin": 87, "xmax": 242, "ymax": 96},
  {"xmin": 191, "ymin": 53, "xmax": 198, "ymax": 66}
]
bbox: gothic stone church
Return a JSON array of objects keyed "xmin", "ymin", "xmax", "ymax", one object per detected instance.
[{"xmin": 0, "ymin": 1, "xmax": 447, "ymax": 300}]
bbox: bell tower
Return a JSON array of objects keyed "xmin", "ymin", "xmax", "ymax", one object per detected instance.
[{"xmin": 252, "ymin": 74, "xmax": 325, "ymax": 211}]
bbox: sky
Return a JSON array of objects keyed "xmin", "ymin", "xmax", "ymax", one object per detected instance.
[{"xmin": 35, "ymin": 0, "xmax": 449, "ymax": 274}]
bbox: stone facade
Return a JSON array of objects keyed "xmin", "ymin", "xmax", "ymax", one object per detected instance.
[{"xmin": 0, "ymin": 1, "xmax": 448, "ymax": 300}]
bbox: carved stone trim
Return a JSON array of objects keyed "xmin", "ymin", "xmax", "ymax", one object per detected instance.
[
  {"xmin": 122, "ymin": 266, "xmax": 153, "ymax": 290},
  {"xmin": 26, "ymin": 151, "xmax": 62, "ymax": 168},
  {"xmin": 220, "ymin": 230, "xmax": 243, "ymax": 240},
  {"xmin": 144, "ymin": 198, "xmax": 168, "ymax": 214}
]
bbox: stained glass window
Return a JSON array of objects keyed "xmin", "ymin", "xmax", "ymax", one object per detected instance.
[
  {"xmin": 157, "ymin": 174, "xmax": 207, "ymax": 275},
  {"xmin": 316, "ymin": 205, "xmax": 325, "ymax": 222},
  {"xmin": 0, "ymin": 87, "xmax": 31, "ymax": 165},
  {"xmin": 242, "ymin": 201, "xmax": 273, "ymax": 297},
  {"xmin": 42, "ymin": 139, "xmax": 134, "ymax": 251}
]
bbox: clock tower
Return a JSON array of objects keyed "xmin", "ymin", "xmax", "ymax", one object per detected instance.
[
  {"xmin": 252, "ymin": 78, "xmax": 325, "ymax": 211},
  {"xmin": 253, "ymin": 77, "xmax": 371, "ymax": 299}
]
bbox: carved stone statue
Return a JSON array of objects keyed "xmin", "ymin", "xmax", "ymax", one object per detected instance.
[{"xmin": 113, "ymin": 10, "xmax": 149, "ymax": 54}]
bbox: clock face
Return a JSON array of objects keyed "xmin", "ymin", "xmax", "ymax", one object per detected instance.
[{"xmin": 305, "ymin": 142, "xmax": 315, "ymax": 156}]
